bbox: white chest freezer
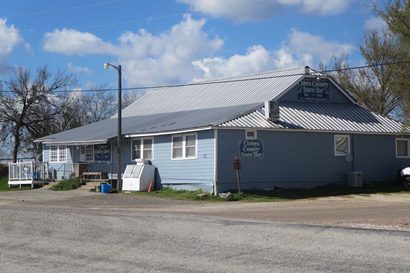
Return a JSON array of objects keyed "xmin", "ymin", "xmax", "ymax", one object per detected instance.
[{"xmin": 122, "ymin": 161, "xmax": 155, "ymax": 191}]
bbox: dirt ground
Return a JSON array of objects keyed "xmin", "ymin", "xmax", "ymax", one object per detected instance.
[{"xmin": 0, "ymin": 189, "xmax": 409, "ymax": 231}]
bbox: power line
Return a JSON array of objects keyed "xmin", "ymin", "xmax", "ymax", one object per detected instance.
[{"xmin": 1, "ymin": 59, "xmax": 409, "ymax": 94}]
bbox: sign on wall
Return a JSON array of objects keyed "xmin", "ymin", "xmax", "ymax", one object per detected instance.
[
  {"xmin": 94, "ymin": 144, "xmax": 111, "ymax": 162},
  {"xmin": 297, "ymin": 79, "xmax": 330, "ymax": 102},
  {"xmin": 239, "ymin": 140, "xmax": 263, "ymax": 158}
]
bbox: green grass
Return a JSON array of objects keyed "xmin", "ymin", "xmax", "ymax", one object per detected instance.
[
  {"xmin": 0, "ymin": 176, "xmax": 35, "ymax": 191},
  {"xmin": 0, "ymin": 176, "xmax": 9, "ymax": 191},
  {"xmin": 50, "ymin": 178, "xmax": 84, "ymax": 191},
  {"xmin": 135, "ymin": 182, "xmax": 410, "ymax": 202},
  {"xmin": 135, "ymin": 187, "xmax": 223, "ymax": 201}
]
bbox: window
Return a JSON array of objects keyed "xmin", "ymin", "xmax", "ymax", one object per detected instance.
[
  {"xmin": 131, "ymin": 138, "xmax": 153, "ymax": 160},
  {"xmin": 245, "ymin": 130, "xmax": 257, "ymax": 140},
  {"xmin": 50, "ymin": 146, "xmax": 58, "ymax": 163},
  {"xmin": 80, "ymin": 145, "xmax": 94, "ymax": 162},
  {"xmin": 49, "ymin": 145, "xmax": 67, "ymax": 163},
  {"xmin": 172, "ymin": 134, "xmax": 197, "ymax": 159},
  {"xmin": 334, "ymin": 135, "xmax": 350, "ymax": 156},
  {"xmin": 396, "ymin": 138, "xmax": 410, "ymax": 158}
]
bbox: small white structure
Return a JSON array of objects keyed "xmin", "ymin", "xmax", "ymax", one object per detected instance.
[
  {"xmin": 122, "ymin": 161, "xmax": 155, "ymax": 191},
  {"xmin": 8, "ymin": 162, "xmax": 49, "ymax": 188}
]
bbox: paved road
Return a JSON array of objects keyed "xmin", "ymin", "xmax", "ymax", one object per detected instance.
[{"xmin": 0, "ymin": 194, "xmax": 410, "ymax": 272}]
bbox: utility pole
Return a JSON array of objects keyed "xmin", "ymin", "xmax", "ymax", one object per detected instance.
[{"xmin": 104, "ymin": 63, "xmax": 122, "ymax": 191}]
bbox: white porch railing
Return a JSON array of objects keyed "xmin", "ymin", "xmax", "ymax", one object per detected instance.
[{"xmin": 8, "ymin": 162, "xmax": 49, "ymax": 187}]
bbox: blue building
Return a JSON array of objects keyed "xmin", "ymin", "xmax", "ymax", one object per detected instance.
[{"xmin": 35, "ymin": 67, "xmax": 410, "ymax": 193}]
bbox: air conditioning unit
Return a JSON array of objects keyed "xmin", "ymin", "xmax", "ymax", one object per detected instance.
[{"xmin": 348, "ymin": 171, "xmax": 363, "ymax": 187}]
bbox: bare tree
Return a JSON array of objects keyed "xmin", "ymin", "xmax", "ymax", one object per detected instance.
[
  {"xmin": 0, "ymin": 66, "xmax": 76, "ymax": 162},
  {"xmin": 325, "ymin": 29, "xmax": 402, "ymax": 117}
]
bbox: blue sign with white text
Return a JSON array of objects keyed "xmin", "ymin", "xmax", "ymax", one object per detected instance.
[{"xmin": 239, "ymin": 140, "xmax": 263, "ymax": 158}]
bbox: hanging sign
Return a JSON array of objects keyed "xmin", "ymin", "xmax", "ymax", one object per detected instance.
[
  {"xmin": 297, "ymin": 79, "xmax": 330, "ymax": 101},
  {"xmin": 239, "ymin": 140, "xmax": 263, "ymax": 158}
]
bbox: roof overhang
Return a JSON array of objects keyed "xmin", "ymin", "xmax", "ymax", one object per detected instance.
[
  {"xmin": 216, "ymin": 126, "xmax": 410, "ymax": 136},
  {"xmin": 126, "ymin": 126, "xmax": 213, "ymax": 138},
  {"xmin": 37, "ymin": 139, "xmax": 109, "ymax": 145}
]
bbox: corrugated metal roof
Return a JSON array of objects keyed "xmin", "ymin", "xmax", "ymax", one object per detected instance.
[
  {"xmin": 36, "ymin": 66, "xmax": 408, "ymax": 144},
  {"xmin": 220, "ymin": 102, "xmax": 407, "ymax": 134},
  {"xmin": 120, "ymin": 67, "xmax": 305, "ymax": 117},
  {"xmin": 36, "ymin": 104, "xmax": 261, "ymax": 144}
]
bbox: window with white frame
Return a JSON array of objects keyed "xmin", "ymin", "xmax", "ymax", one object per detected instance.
[
  {"xmin": 396, "ymin": 138, "xmax": 410, "ymax": 158},
  {"xmin": 334, "ymin": 135, "xmax": 350, "ymax": 156},
  {"xmin": 131, "ymin": 138, "xmax": 153, "ymax": 160},
  {"xmin": 172, "ymin": 134, "xmax": 197, "ymax": 159},
  {"xmin": 50, "ymin": 146, "xmax": 58, "ymax": 162},
  {"xmin": 50, "ymin": 145, "xmax": 67, "ymax": 163},
  {"xmin": 80, "ymin": 145, "xmax": 94, "ymax": 162},
  {"xmin": 245, "ymin": 130, "xmax": 257, "ymax": 140}
]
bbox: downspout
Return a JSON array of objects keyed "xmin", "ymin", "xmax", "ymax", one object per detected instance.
[
  {"xmin": 351, "ymin": 134, "xmax": 355, "ymax": 172},
  {"xmin": 213, "ymin": 128, "xmax": 219, "ymax": 195}
]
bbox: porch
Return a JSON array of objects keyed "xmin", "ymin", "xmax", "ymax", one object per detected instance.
[{"xmin": 8, "ymin": 162, "xmax": 50, "ymax": 188}]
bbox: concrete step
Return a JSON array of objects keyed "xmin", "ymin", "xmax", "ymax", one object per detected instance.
[
  {"xmin": 78, "ymin": 181, "xmax": 102, "ymax": 191},
  {"xmin": 42, "ymin": 182, "xmax": 58, "ymax": 189}
]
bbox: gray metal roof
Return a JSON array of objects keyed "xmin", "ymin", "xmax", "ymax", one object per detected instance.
[
  {"xmin": 220, "ymin": 102, "xmax": 407, "ymax": 134},
  {"xmin": 36, "ymin": 66, "xmax": 408, "ymax": 144},
  {"xmin": 36, "ymin": 104, "xmax": 261, "ymax": 144},
  {"xmin": 121, "ymin": 67, "xmax": 305, "ymax": 117}
]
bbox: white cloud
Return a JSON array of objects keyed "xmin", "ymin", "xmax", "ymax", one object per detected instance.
[
  {"xmin": 43, "ymin": 15, "xmax": 223, "ymax": 85},
  {"xmin": 117, "ymin": 15, "xmax": 223, "ymax": 85},
  {"xmin": 67, "ymin": 63, "xmax": 93, "ymax": 75},
  {"xmin": 192, "ymin": 45, "xmax": 277, "ymax": 80},
  {"xmin": 43, "ymin": 28, "xmax": 116, "ymax": 56},
  {"xmin": 43, "ymin": 15, "xmax": 354, "ymax": 84},
  {"xmin": 192, "ymin": 29, "xmax": 355, "ymax": 80},
  {"xmin": 364, "ymin": 16, "xmax": 387, "ymax": 31},
  {"xmin": 0, "ymin": 19, "xmax": 25, "ymax": 73},
  {"xmin": 179, "ymin": 0, "xmax": 356, "ymax": 21},
  {"xmin": 285, "ymin": 29, "xmax": 355, "ymax": 64}
]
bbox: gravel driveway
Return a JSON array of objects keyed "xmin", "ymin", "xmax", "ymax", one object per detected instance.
[{"xmin": 0, "ymin": 188, "xmax": 409, "ymax": 231}]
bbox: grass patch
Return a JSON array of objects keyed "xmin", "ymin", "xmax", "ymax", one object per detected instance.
[
  {"xmin": 0, "ymin": 176, "xmax": 10, "ymax": 191},
  {"xmin": 50, "ymin": 178, "xmax": 84, "ymax": 191},
  {"xmin": 0, "ymin": 176, "xmax": 34, "ymax": 191},
  {"xmin": 135, "ymin": 182, "xmax": 410, "ymax": 202},
  {"xmin": 235, "ymin": 182, "xmax": 410, "ymax": 202},
  {"xmin": 135, "ymin": 187, "xmax": 222, "ymax": 201}
]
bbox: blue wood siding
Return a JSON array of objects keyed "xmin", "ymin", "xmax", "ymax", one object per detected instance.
[
  {"xmin": 152, "ymin": 130, "xmax": 214, "ymax": 192},
  {"xmin": 216, "ymin": 129, "xmax": 409, "ymax": 192},
  {"xmin": 279, "ymin": 79, "xmax": 351, "ymax": 104},
  {"xmin": 43, "ymin": 145, "xmax": 74, "ymax": 179},
  {"xmin": 353, "ymin": 135, "xmax": 410, "ymax": 181}
]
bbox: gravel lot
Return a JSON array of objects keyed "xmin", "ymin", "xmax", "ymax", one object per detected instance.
[
  {"xmin": 1, "ymin": 188, "xmax": 408, "ymax": 231},
  {"xmin": 0, "ymin": 189, "xmax": 409, "ymax": 272}
]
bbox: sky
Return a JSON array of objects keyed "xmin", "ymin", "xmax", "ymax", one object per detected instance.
[{"xmin": 0, "ymin": 0, "xmax": 387, "ymax": 90}]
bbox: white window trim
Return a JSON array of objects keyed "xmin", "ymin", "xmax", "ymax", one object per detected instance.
[
  {"xmin": 334, "ymin": 135, "xmax": 351, "ymax": 156},
  {"xmin": 245, "ymin": 129, "xmax": 257, "ymax": 140},
  {"xmin": 49, "ymin": 145, "xmax": 67, "ymax": 163},
  {"xmin": 131, "ymin": 137, "xmax": 154, "ymax": 160},
  {"xmin": 396, "ymin": 138, "xmax": 410, "ymax": 158},
  {"xmin": 171, "ymin": 133, "xmax": 198, "ymax": 160},
  {"xmin": 80, "ymin": 145, "xmax": 95, "ymax": 162}
]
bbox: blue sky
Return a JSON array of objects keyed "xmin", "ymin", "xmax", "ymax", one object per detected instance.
[{"xmin": 0, "ymin": 0, "xmax": 386, "ymax": 90}]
